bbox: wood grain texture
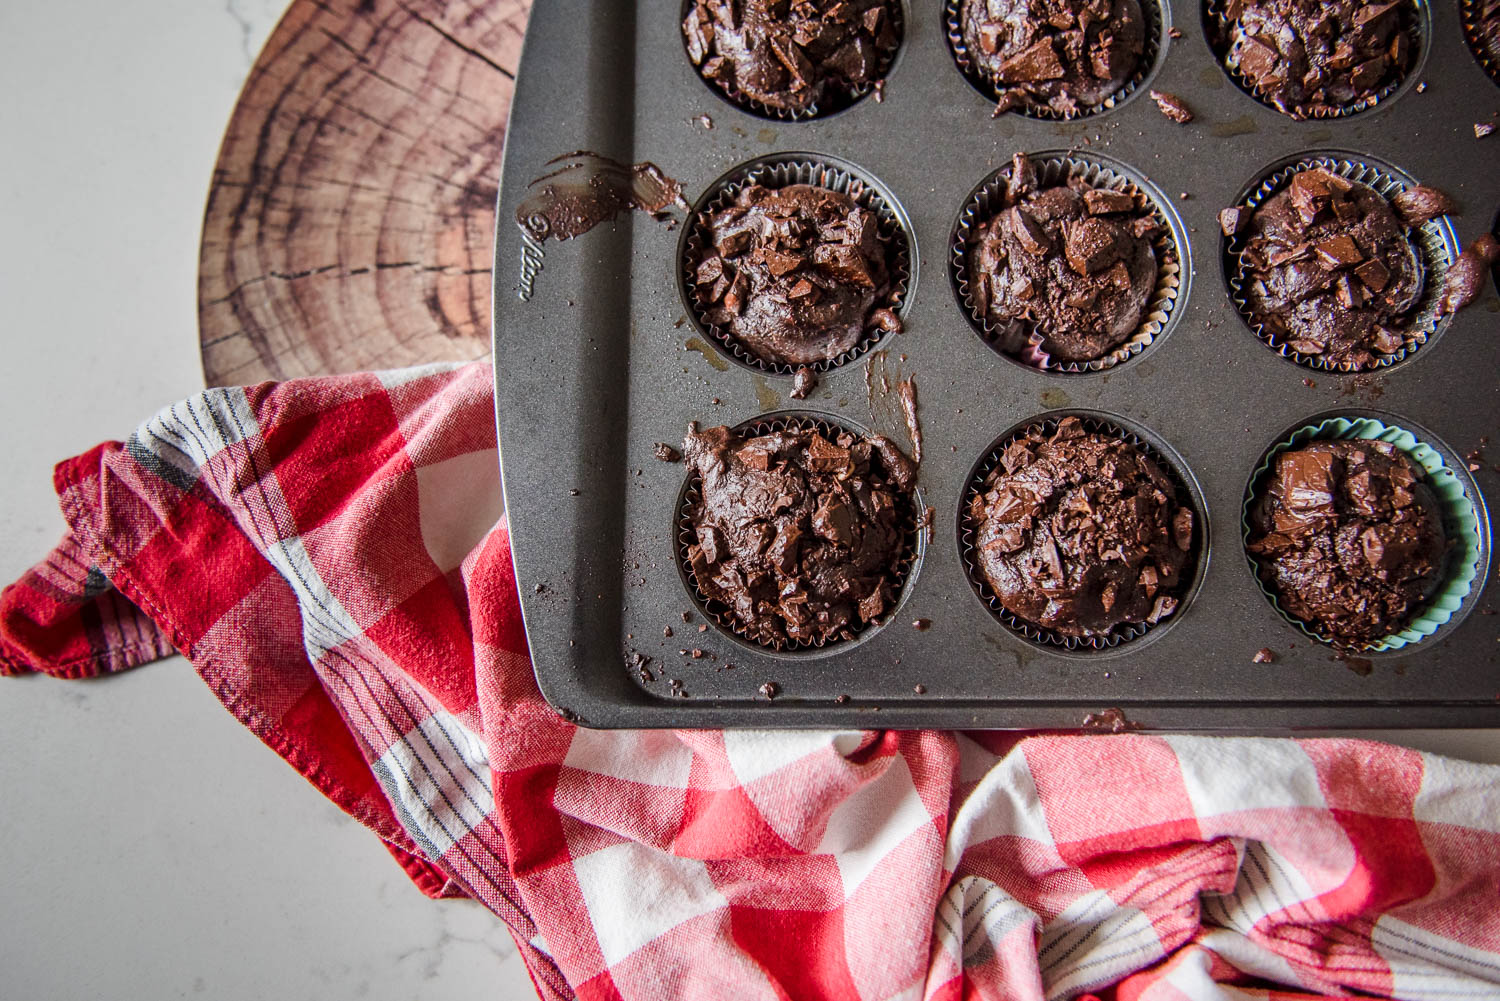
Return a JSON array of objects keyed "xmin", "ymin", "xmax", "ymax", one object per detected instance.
[{"xmin": 198, "ymin": 0, "xmax": 531, "ymax": 386}]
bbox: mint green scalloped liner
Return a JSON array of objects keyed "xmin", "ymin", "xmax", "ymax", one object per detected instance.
[{"xmin": 1242, "ymin": 417, "xmax": 1482, "ymax": 652}]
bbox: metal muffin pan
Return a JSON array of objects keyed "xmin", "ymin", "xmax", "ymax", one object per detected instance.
[{"xmin": 493, "ymin": 0, "xmax": 1500, "ymax": 729}]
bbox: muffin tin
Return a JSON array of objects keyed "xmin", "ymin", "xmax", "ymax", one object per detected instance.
[{"xmin": 493, "ymin": 0, "xmax": 1499, "ymax": 729}]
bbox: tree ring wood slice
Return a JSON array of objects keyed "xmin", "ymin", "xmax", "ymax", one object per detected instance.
[{"xmin": 198, "ymin": 0, "xmax": 532, "ymax": 386}]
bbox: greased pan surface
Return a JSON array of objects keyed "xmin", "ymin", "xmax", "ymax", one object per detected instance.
[{"xmin": 494, "ymin": 0, "xmax": 1499, "ymax": 729}]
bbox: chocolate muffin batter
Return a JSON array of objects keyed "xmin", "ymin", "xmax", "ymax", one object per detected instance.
[
  {"xmin": 1247, "ymin": 439, "xmax": 1447, "ymax": 645},
  {"xmin": 683, "ymin": 0, "xmax": 899, "ymax": 114},
  {"xmin": 966, "ymin": 153, "xmax": 1161, "ymax": 363},
  {"xmin": 1214, "ymin": 0, "xmax": 1415, "ymax": 119},
  {"xmin": 969, "ymin": 417, "xmax": 1193, "ymax": 637},
  {"xmin": 692, "ymin": 182, "xmax": 902, "ymax": 367},
  {"xmin": 1237, "ymin": 167, "xmax": 1426, "ymax": 368},
  {"xmin": 683, "ymin": 422, "xmax": 916, "ymax": 647},
  {"xmin": 959, "ymin": 0, "xmax": 1146, "ymax": 116}
]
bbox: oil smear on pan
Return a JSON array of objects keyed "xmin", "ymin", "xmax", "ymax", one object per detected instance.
[{"xmin": 515, "ymin": 151, "xmax": 687, "ymax": 301}]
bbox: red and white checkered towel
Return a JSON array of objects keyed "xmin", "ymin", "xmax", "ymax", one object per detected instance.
[{"xmin": 5, "ymin": 360, "xmax": 1500, "ymax": 1001}]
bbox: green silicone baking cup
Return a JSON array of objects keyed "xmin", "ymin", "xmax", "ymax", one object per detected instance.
[{"xmin": 1242, "ymin": 417, "xmax": 1483, "ymax": 652}]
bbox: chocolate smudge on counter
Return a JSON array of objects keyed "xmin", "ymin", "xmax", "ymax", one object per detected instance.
[
  {"xmin": 896, "ymin": 377, "xmax": 922, "ymax": 463},
  {"xmin": 1081, "ymin": 707, "xmax": 1142, "ymax": 733},
  {"xmin": 516, "ymin": 151, "xmax": 686, "ymax": 243}
]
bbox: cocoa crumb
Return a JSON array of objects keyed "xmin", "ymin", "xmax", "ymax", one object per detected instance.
[
  {"xmin": 1149, "ymin": 89, "xmax": 1194, "ymax": 124},
  {"xmin": 912, "ymin": 618, "xmax": 931, "ymax": 631},
  {"xmin": 759, "ymin": 681, "xmax": 779, "ymax": 700},
  {"xmin": 653, "ymin": 442, "xmax": 681, "ymax": 462},
  {"xmin": 1253, "ymin": 647, "xmax": 1276, "ymax": 663}
]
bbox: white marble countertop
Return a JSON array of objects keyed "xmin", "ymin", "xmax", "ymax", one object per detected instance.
[
  {"xmin": 0, "ymin": 2, "xmax": 532, "ymax": 998},
  {"xmin": 0, "ymin": 3, "xmax": 1495, "ymax": 1000}
]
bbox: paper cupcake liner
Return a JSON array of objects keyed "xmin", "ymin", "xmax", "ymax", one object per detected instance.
[
  {"xmin": 950, "ymin": 152, "xmax": 1185, "ymax": 373},
  {"xmin": 1223, "ymin": 154, "xmax": 1460, "ymax": 374},
  {"xmin": 945, "ymin": 0, "xmax": 1164, "ymax": 120},
  {"xmin": 1240, "ymin": 415, "xmax": 1486, "ymax": 652},
  {"xmin": 958, "ymin": 412, "xmax": 1205, "ymax": 651},
  {"xmin": 681, "ymin": 154, "xmax": 913, "ymax": 375},
  {"xmin": 1203, "ymin": 0, "xmax": 1425, "ymax": 120},
  {"xmin": 1462, "ymin": 0, "xmax": 1500, "ymax": 90},
  {"xmin": 680, "ymin": 0, "xmax": 905, "ymax": 122},
  {"xmin": 676, "ymin": 412, "xmax": 923, "ymax": 653}
]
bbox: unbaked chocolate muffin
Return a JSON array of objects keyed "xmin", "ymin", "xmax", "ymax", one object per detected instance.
[
  {"xmin": 959, "ymin": 0, "xmax": 1147, "ymax": 116},
  {"xmin": 691, "ymin": 182, "xmax": 902, "ymax": 367},
  {"xmin": 966, "ymin": 152, "xmax": 1161, "ymax": 363},
  {"xmin": 969, "ymin": 417, "xmax": 1193, "ymax": 637},
  {"xmin": 1246, "ymin": 439, "xmax": 1447, "ymax": 645},
  {"xmin": 683, "ymin": 0, "xmax": 899, "ymax": 114},
  {"xmin": 1213, "ymin": 0, "xmax": 1415, "ymax": 119},
  {"xmin": 1235, "ymin": 167, "xmax": 1425, "ymax": 369},
  {"xmin": 683, "ymin": 421, "xmax": 916, "ymax": 647}
]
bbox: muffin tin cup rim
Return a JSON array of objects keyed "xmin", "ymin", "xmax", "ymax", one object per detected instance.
[
  {"xmin": 1462, "ymin": 0, "xmax": 1500, "ymax": 89},
  {"xmin": 676, "ymin": 410, "xmax": 925, "ymax": 658},
  {"xmin": 680, "ymin": 153, "xmax": 915, "ymax": 377},
  {"xmin": 958, "ymin": 409, "xmax": 1209, "ymax": 656},
  {"xmin": 1222, "ymin": 151, "xmax": 1460, "ymax": 375},
  {"xmin": 944, "ymin": 0, "xmax": 1167, "ymax": 121},
  {"xmin": 679, "ymin": 0, "xmax": 907, "ymax": 122},
  {"xmin": 950, "ymin": 150, "xmax": 1187, "ymax": 375},
  {"xmin": 1240, "ymin": 412, "xmax": 1488, "ymax": 653},
  {"xmin": 1201, "ymin": 0, "xmax": 1428, "ymax": 120}
]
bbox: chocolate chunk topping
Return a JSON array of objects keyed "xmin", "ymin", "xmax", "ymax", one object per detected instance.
[
  {"xmin": 683, "ymin": 0, "xmax": 899, "ymax": 114},
  {"xmin": 683, "ymin": 421, "xmax": 915, "ymax": 648},
  {"xmin": 967, "ymin": 153, "xmax": 1162, "ymax": 363},
  {"xmin": 960, "ymin": 0, "xmax": 1146, "ymax": 116},
  {"xmin": 1390, "ymin": 185, "xmax": 1457, "ymax": 227},
  {"xmin": 1247, "ymin": 440, "xmax": 1447, "ymax": 645},
  {"xmin": 971, "ymin": 417, "xmax": 1193, "ymax": 638},
  {"xmin": 1237, "ymin": 167, "xmax": 1425, "ymax": 368},
  {"xmin": 790, "ymin": 366, "xmax": 817, "ymax": 399},
  {"xmin": 692, "ymin": 183, "xmax": 902, "ymax": 366},
  {"xmin": 1437, "ymin": 233, "xmax": 1500, "ymax": 316},
  {"xmin": 1219, "ymin": 206, "xmax": 1250, "ymax": 238},
  {"xmin": 1149, "ymin": 89, "xmax": 1194, "ymax": 123},
  {"xmin": 1214, "ymin": 0, "xmax": 1415, "ymax": 119}
]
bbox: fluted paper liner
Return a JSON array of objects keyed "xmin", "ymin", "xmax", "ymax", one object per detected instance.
[
  {"xmin": 682, "ymin": 154, "xmax": 913, "ymax": 375},
  {"xmin": 951, "ymin": 152, "xmax": 1185, "ymax": 373},
  {"xmin": 1241, "ymin": 416, "xmax": 1485, "ymax": 652},
  {"xmin": 959, "ymin": 413, "xmax": 1205, "ymax": 651},
  {"xmin": 1204, "ymin": 0, "xmax": 1426, "ymax": 120},
  {"xmin": 677, "ymin": 413, "xmax": 922, "ymax": 653},
  {"xmin": 1223, "ymin": 154, "xmax": 1459, "ymax": 373}
]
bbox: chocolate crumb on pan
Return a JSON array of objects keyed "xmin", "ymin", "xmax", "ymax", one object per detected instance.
[
  {"xmin": 960, "ymin": 413, "xmax": 1203, "ymax": 651},
  {"xmin": 683, "ymin": 155, "xmax": 912, "ymax": 375},
  {"xmin": 1461, "ymin": 0, "xmax": 1500, "ymax": 89},
  {"xmin": 1149, "ymin": 89, "xmax": 1193, "ymax": 123},
  {"xmin": 952, "ymin": 151, "xmax": 1185, "ymax": 373},
  {"xmin": 682, "ymin": 0, "xmax": 903, "ymax": 121},
  {"xmin": 946, "ymin": 0, "xmax": 1164, "ymax": 120},
  {"xmin": 1223, "ymin": 155, "xmax": 1460, "ymax": 373},
  {"xmin": 679, "ymin": 414, "xmax": 921, "ymax": 652},
  {"xmin": 1253, "ymin": 647, "xmax": 1276, "ymax": 663},
  {"xmin": 1205, "ymin": 0, "xmax": 1423, "ymax": 120}
]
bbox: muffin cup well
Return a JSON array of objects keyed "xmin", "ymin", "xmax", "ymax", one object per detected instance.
[
  {"xmin": 1202, "ymin": 0, "xmax": 1427, "ymax": 120},
  {"xmin": 945, "ymin": 0, "xmax": 1165, "ymax": 120},
  {"xmin": 950, "ymin": 151, "xmax": 1186, "ymax": 374},
  {"xmin": 1222, "ymin": 153, "xmax": 1460, "ymax": 374},
  {"xmin": 1241, "ymin": 414, "xmax": 1486, "ymax": 652},
  {"xmin": 680, "ymin": 154, "xmax": 914, "ymax": 375},
  {"xmin": 680, "ymin": 0, "xmax": 905, "ymax": 121},
  {"xmin": 958, "ymin": 411, "xmax": 1207, "ymax": 653},
  {"xmin": 676, "ymin": 412, "xmax": 923, "ymax": 654},
  {"xmin": 1463, "ymin": 0, "xmax": 1500, "ymax": 90}
]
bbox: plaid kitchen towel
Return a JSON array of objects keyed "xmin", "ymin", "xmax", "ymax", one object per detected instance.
[{"xmin": 4, "ymin": 360, "xmax": 1500, "ymax": 1001}]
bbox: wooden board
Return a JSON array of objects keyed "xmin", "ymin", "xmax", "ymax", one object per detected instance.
[{"xmin": 198, "ymin": 0, "xmax": 532, "ymax": 386}]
